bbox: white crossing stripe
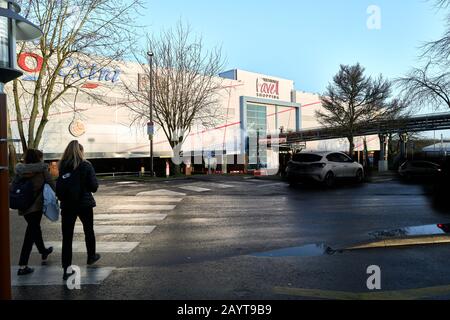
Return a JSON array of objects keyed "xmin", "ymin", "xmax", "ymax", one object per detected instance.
[
  {"xmin": 12, "ymin": 266, "xmax": 115, "ymax": 286},
  {"xmin": 115, "ymin": 181, "xmax": 139, "ymax": 185},
  {"xmin": 178, "ymin": 185, "xmax": 211, "ymax": 192},
  {"xmin": 94, "ymin": 213, "xmax": 167, "ymax": 221},
  {"xmin": 34, "ymin": 241, "xmax": 140, "ymax": 253},
  {"xmin": 75, "ymin": 225, "xmax": 156, "ymax": 234},
  {"xmin": 136, "ymin": 189, "xmax": 186, "ymax": 197},
  {"xmin": 255, "ymin": 182, "xmax": 285, "ymax": 188},
  {"xmin": 207, "ymin": 183, "xmax": 234, "ymax": 189},
  {"xmin": 124, "ymin": 197, "xmax": 183, "ymax": 203},
  {"xmin": 110, "ymin": 204, "xmax": 176, "ymax": 211}
]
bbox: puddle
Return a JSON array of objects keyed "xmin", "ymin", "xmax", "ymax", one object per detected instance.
[
  {"xmin": 369, "ymin": 223, "xmax": 450, "ymax": 239},
  {"xmin": 251, "ymin": 244, "xmax": 338, "ymax": 258}
]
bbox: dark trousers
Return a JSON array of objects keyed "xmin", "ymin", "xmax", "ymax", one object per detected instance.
[
  {"xmin": 19, "ymin": 211, "xmax": 46, "ymax": 266},
  {"xmin": 61, "ymin": 207, "xmax": 96, "ymax": 269}
]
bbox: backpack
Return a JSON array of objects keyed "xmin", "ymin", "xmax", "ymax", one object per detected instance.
[
  {"xmin": 9, "ymin": 177, "xmax": 37, "ymax": 211},
  {"xmin": 56, "ymin": 166, "xmax": 83, "ymax": 206},
  {"xmin": 43, "ymin": 184, "xmax": 60, "ymax": 222}
]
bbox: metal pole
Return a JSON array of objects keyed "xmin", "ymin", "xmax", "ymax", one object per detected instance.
[
  {"xmin": 148, "ymin": 52, "xmax": 154, "ymax": 177},
  {"xmin": 256, "ymin": 129, "xmax": 260, "ymax": 170},
  {"xmin": 0, "ymin": 85, "xmax": 12, "ymax": 300}
]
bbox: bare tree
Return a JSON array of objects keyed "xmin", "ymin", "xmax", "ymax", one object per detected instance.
[
  {"xmin": 422, "ymin": 0, "xmax": 450, "ymax": 62},
  {"xmin": 316, "ymin": 63, "xmax": 398, "ymax": 155},
  {"xmin": 398, "ymin": 0, "xmax": 450, "ymax": 112},
  {"xmin": 397, "ymin": 61, "xmax": 450, "ymax": 111},
  {"xmin": 122, "ymin": 22, "xmax": 225, "ymax": 170},
  {"xmin": 8, "ymin": 0, "xmax": 144, "ymax": 154}
]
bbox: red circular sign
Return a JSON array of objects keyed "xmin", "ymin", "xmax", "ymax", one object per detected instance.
[{"xmin": 17, "ymin": 53, "xmax": 44, "ymax": 73}]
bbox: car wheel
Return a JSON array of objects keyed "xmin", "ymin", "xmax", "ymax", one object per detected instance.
[
  {"xmin": 355, "ymin": 169, "xmax": 364, "ymax": 183},
  {"xmin": 324, "ymin": 172, "xmax": 335, "ymax": 188}
]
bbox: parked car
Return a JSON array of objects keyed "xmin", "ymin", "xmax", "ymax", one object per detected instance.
[
  {"xmin": 398, "ymin": 160, "xmax": 442, "ymax": 180},
  {"xmin": 286, "ymin": 151, "xmax": 364, "ymax": 187}
]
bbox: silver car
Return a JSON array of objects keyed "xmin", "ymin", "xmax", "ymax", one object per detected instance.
[{"xmin": 286, "ymin": 151, "xmax": 364, "ymax": 187}]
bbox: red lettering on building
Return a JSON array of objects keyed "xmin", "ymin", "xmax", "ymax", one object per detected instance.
[{"xmin": 256, "ymin": 78, "xmax": 280, "ymax": 99}]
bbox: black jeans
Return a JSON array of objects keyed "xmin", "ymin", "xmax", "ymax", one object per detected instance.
[
  {"xmin": 61, "ymin": 207, "xmax": 96, "ymax": 269},
  {"xmin": 19, "ymin": 211, "xmax": 46, "ymax": 266}
]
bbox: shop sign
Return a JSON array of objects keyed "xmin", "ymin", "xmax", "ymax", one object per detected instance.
[
  {"xmin": 256, "ymin": 77, "xmax": 279, "ymax": 100},
  {"xmin": 68, "ymin": 119, "xmax": 86, "ymax": 137},
  {"xmin": 17, "ymin": 52, "xmax": 121, "ymax": 88}
]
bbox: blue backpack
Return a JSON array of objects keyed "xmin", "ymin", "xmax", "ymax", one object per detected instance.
[{"xmin": 9, "ymin": 178, "xmax": 37, "ymax": 211}]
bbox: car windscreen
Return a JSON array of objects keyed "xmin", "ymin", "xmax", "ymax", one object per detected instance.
[{"xmin": 292, "ymin": 154, "xmax": 323, "ymax": 162}]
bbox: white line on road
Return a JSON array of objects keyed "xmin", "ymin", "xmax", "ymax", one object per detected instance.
[
  {"xmin": 255, "ymin": 182, "xmax": 285, "ymax": 188},
  {"xmin": 178, "ymin": 185, "xmax": 211, "ymax": 192},
  {"xmin": 74, "ymin": 225, "xmax": 156, "ymax": 234},
  {"xmin": 206, "ymin": 183, "xmax": 234, "ymax": 189},
  {"xmin": 123, "ymin": 197, "xmax": 183, "ymax": 203},
  {"xmin": 94, "ymin": 213, "xmax": 167, "ymax": 221},
  {"xmin": 109, "ymin": 204, "xmax": 177, "ymax": 211},
  {"xmin": 136, "ymin": 189, "xmax": 186, "ymax": 197},
  {"xmin": 11, "ymin": 266, "xmax": 115, "ymax": 286},
  {"xmin": 34, "ymin": 241, "xmax": 140, "ymax": 253}
]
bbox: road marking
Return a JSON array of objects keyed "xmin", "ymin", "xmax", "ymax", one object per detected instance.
[
  {"xmin": 255, "ymin": 182, "xmax": 285, "ymax": 188},
  {"xmin": 207, "ymin": 183, "xmax": 234, "ymax": 189},
  {"xmin": 34, "ymin": 241, "xmax": 140, "ymax": 253},
  {"xmin": 124, "ymin": 196, "xmax": 183, "ymax": 203},
  {"xmin": 273, "ymin": 285, "xmax": 450, "ymax": 300},
  {"xmin": 75, "ymin": 225, "xmax": 156, "ymax": 234},
  {"xmin": 109, "ymin": 204, "xmax": 176, "ymax": 211},
  {"xmin": 178, "ymin": 185, "xmax": 211, "ymax": 192},
  {"xmin": 136, "ymin": 189, "xmax": 186, "ymax": 197},
  {"xmin": 94, "ymin": 213, "xmax": 167, "ymax": 221},
  {"xmin": 115, "ymin": 181, "xmax": 139, "ymax": 185},
  {"xmin": 12, "ymin": 266, "xmax": 115, "ymax": 286}
]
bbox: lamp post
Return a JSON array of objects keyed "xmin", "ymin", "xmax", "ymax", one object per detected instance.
[
  {"xmin": 147, "ymin": 52, "xmax": 154, "ymax": 177},
  {"xmin": 0, "ymin": 0, "xmax": 41, "ymax": 300}
]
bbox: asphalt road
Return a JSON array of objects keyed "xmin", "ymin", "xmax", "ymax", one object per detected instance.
[{"xmin": 9, "ymin": 175, "xmax": 450, "ymax": 300}]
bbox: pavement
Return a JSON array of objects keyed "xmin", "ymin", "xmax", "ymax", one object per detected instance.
[{"xmin": 9, "ymin": 173, "xmax": 450, "ymax": 300}]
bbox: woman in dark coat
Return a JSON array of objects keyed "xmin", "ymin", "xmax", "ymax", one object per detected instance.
[
  {"xmin": 57, "ymin": 140, "xmax": 100, "ymax": 280},
  {"xmin": 15, "ymin": 149, "xmax": 55, "ymax": 276}
]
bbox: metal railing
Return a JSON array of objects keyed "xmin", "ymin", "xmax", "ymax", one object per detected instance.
[{"xmin": 277, "ymin": 112, "xmax": 450, "ymax": 143}]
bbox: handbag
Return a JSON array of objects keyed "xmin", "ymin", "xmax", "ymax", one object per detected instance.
[{"xmin": 43, "ymin": 184, "xmax": 60, "ymax": 222}]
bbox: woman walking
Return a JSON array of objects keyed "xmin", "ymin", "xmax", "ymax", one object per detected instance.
[
  {"xmin": 15, "ymin": 149, "xmax": 54, "ymax": 276},
  {"xmin": 57, "ymin": 141, "xmax": 100, "ymax": 280}
]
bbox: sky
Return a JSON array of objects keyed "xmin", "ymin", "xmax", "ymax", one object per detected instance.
[{"xmin": 138, "ymin": 0, "xmax": 447, "ymax": 95}]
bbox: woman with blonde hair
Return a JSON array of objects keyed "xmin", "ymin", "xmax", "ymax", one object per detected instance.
[{"xmin": 56, "ymin": 140, "xmax": 100, "ymax": 280}]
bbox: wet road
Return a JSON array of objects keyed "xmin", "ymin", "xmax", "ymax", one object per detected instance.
[{"xmin": 10, "ymin": 175, "xmax": 450, "ymax": 299}]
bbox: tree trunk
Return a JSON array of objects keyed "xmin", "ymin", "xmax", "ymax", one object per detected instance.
[
  {"xmin": 6, "ymin": 104, "xmax": 17, "ymax": 177},
  {"xmin": 363, "ymin": 137, "xmax": 369, "ymax": 169},
  {"xmin": 347, "ymin": 136, "xmax": 355, "ymax": 156}
]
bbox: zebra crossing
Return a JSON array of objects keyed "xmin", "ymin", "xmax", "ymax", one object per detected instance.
[
  {"xmin": 14, "ymin": 188, "xmax": 185, "ymax": 287},
  {"xmin": 13, "ymin": 179, "xmax": 281, "ymax": 287}
]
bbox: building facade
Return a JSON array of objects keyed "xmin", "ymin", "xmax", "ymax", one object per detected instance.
[{"xmin": 8, "ymin": 53, "xmax": 380, "ymax": 173}]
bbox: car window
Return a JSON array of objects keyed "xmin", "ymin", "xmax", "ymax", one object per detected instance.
[
  {"xmin": 412, "ymin": 162, "xmax": 429, "ymax": 168},
  {"xmin": 326, "ymin": 153, "xmax": 342, "ymax": 162},
  {"xmin": 292, "ymin": 154, "xmax": 323, "ymax": 162},
  {"xmin": 339, "ymin": 153, "xmax": 353, "ymax": 163}
]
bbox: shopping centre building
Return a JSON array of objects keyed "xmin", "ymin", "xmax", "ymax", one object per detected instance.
[{"xmin": 8, "ymin": 53, "xmax": 380, "ymax": 174}]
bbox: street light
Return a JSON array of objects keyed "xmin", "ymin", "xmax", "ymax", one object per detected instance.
[
  {"xmin": 0, "ymin": 0, "xmax": 41, "ymax": 300},
  {"xmin": 147, "ymin": 51, "xmax": 154, "ymax": 177}
]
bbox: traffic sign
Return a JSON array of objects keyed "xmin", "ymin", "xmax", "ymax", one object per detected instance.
[{"xmin": 147, "ymin": 122, "xmax": 154, "ymax": 136}]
